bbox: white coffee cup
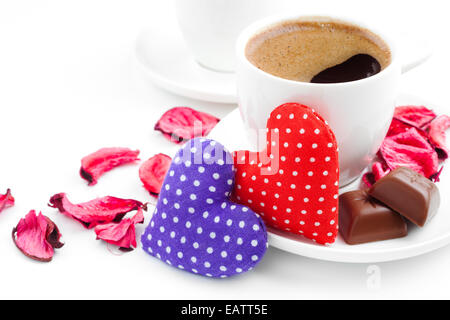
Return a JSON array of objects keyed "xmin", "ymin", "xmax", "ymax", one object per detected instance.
[
  {"xmin": 175, "ymin": 0, "xmax": 270, "ymax": 72},
  {"xmin": 236, "ymin": 15, "xmax": 431, "ymax": 186}
]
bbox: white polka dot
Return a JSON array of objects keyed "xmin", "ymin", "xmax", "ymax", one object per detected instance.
[
  {"xmin": 315, "ymin": 222, "xmax": 321, "ymax": 226},
  {"xmin": 204, "ymin": 261, "xmax": 211, "ymax": 268},
  {"xmin": 328, "ymin": 143, "xmax": 333, "ymax": 148},
  {"xmin": 290, "ymin": 184, "xmax": 296, "ymax": 189},
  {"xmin": 251, "ymin": 255, "xmax": 259, "ymax": 261},
  {"xmin": 185, "ymin": 221, "xmax": 191, "ymax": 228},
  {"xmin": 323, "ymin": 171, "xmax": 329, "ymax": 176},
  {"xmin": 177, "ymin": 252, "xmax": 183, "ymax": 258},
  {"xmin": 224, "ymin": 235, "xmax": 230, "ymax": 243},
  {"xmin": 237, "ymin": 238, "xmax": 243, "ymax": 245},
  {"xmin": 169, "ymin": 170, "xmax": 174, "ymax": 177},
  {"xmin": 213, "ymin": 173, "xmax": 220, "ymax": 180},
  {"xmin": 304, "ymin": 198, "xmax": 309, "ymax": 203},
  {"xmin": 166, "ymin": 246, "xmax": 171, "ymax": 253},
  {"xmin": 210, "ymin": 232, "xmax": 216, "ymax": 239},
  {"xmin": 180, "ymin": 175, "xmax": 186, "ymax": 182},
  {"xmin": 173, "ymin": 216, "xmax": 179, "ymax": 223},
  {"xmin": 180, "ymin": 236, "xmax": 186, "ymax": 244},
  {"xmin": 198, "ymin": 167, "xmax": 205, "ymax": 173},
  {"xmin": 220, "ymin": 266, "xmax": 227, "ymax": 272},
  {"xmin": 305, "ymin": 185, "xmax": 311, "ymax": 190},
  {"xmin": 176, "ymin": 189, "xmax": 182, "ymax": 196},
  {"xmin": 209, "ymin": 186, "xmax": 216, "ymax": 192},
  {"xmin": 253, "ymin": 224, "xmax": 260, "ymax": 231},
  {"xmin": 295, "ymin": 157, "xmax": 301, "ymax": 163},
  {"xmin": 226, "ymin": 219, "xmax": 233, "ymax": 226},
  {"xmin": 312, "ymin": 143, "xmax": 318, "ymax": 149},
  {"xmin": 159, "ymin": 226, "xmax": 165, "ymax": 233},
  {"xmin": 251, "ymin": 240, "xmax": 258, "ymax": 247},
  {"xmin": 207, "ymin": 247, "xmax": 213, "ymax": 254},
  {"xmin": 330, "ymin": 220, "xmax": 336, "ymax": 225},
  {"xmin": 221, "ymin": 251, "xmax": 228, "ymax": 258},
  {"xmin": 191, "ymin": 256, "xmax": 197, "ymax": 263},
  {"xmin": 239, "ymin": 221, "xmax": 245, "ymax": 228},
  {"xmin": 276, "ymin": 114, "xmax": 282, "ymax": 119},
  {"xmin": 292, "ymin": 171, "xmax": 298, "ymax": 176},
  {"xmin": 214, "ymin": 216, "xmax": 220, "ymax": 223},
  {"xmin": 227, "ymin": 179, "xmax": 233, "ymax": 185},
  {"xmin": 190, "ymin": 194, "xmax": 197, "ymax": 200},
  {"xmin": 319, "ymin": 197, "xmax": 325, "ymax": 202},
  {"xmin": 196, "ymin": 227, "xmax": 203, "ymax": 234},
  {"xmin": 310, "ymin": 157, "xmax": 316, "ymax": 163}
]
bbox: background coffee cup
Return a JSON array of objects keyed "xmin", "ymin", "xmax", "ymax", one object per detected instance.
[
  {"xmin": 175, "ymin": 0, "xmax": 270, "ymax": 73},
  {"xmin": 236, "ymin": 15, "xmax": 431, "ymax": 186}
]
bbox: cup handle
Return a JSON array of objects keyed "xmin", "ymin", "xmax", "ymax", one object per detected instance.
[{"xmin": 399, "ymin": 32, "xmax": 433, "ymax": 74}]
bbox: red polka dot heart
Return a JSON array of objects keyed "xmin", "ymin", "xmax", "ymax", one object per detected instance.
[{"xmin": 232, "ymin": 103, "xmax": 340, "ymax": 245}]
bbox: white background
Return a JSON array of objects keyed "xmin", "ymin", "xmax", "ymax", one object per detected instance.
[{"xmin": 0, "ymin": 0, "xmax": 449, "ymax": 299}]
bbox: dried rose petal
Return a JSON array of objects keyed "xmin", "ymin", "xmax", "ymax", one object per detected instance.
[
  {"xmin": 380, "ymin": 128, "xmax": 439, "ymax": 179},
  {"xmin": 362, "ymin": 162, "xmax": 391, "ymax": 187},
  {"xmin": 94, "ymin": 208, "xmax": 144, "ymax": 251},
  {"xmin": 428, "ymin": 115, "xmax": 450, "ymax": 159},
  {"xmin": 0, "ymin": 189, "xmax": 14, "ymax": 213},
  {"xmin": 12, "ymin": 210, "xmax": 64, "ymax": 262},
  {"xmin": 80, "ymin": 147, "xmax": 140, "ymax": 186},
  {"xmin": 139, "ymin": 154, "xmax": 172, "ymax": 196},
  {"xmin": 49, "ymin": 193, "xmax": 146, "ymax": 229},
  {"xmin": 394, "ymin": 105, "xmax": 437, "ymax": 129},
  {"xmin": 155, "ymin": 107, "xmax": 220, "ymax": 144}
]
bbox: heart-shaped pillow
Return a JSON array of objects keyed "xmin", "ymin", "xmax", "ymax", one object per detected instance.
[
  {"xmin": 141, "ymin": 138, "xmax": 268, "ymax": 278},
  {"xmin": 232, "ymin": 103, "xmax": 339, "ymax": 245}
]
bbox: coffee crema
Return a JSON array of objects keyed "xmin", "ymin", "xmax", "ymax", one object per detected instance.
[{"xmin": 245, "ymin": 19, "xmax": 392, "ymax": 83}]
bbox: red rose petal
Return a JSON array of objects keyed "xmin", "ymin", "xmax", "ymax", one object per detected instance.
[
  {"xmin": 94, "ymin": 208, "xmax": 144, "ymax": 251},
  {"xmin": 12, "ymin": 210, "xmax": 64, "ymax": 262},
  {"xmin": 80, "ymin": 147, "xmax": 140, "ymax": 186},
  {"xmin": 0, "ymin": 189, "xmax": 14, "ymax": 214},
  {"xmin": 154, "ymin": 107, "xmax": 220, "ymax": 144},
  {"xmin": 379, "ymin": 128, "xmax": 439, "ymax": 179},
  {"xmin": 394, "ymin": 105, "xmax": 437, "ymax": 129},
  {"xmin": 139, "ymin": 154, "xmax": 172, "ymax": 196},
  {"xmin": 428, "ymin": 115, "xmax": 450, "ymax": 159},
  {"xmin": 49, "ymin": 193, "xmax": 146, "ymax": 229}
]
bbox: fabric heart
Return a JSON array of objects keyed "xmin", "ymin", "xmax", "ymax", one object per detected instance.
[
  {"xmin": 232, "ymin": 103, "xmax": 339, "ymax": 245},
  {"xmin": 141, "ymin": 138, "xmax": 268, "ymax": 278}
]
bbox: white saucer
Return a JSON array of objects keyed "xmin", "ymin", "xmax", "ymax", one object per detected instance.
[
  {"xmin": 209, "ymin": 92, "xmax": 450, "ymax": 263},
  {"xmin": 135, "ymin": 26, "xmax": 237, "ymax": 104}
]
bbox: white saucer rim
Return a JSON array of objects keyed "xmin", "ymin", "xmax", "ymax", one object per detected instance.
[{"xmin": 134, "ymin": 29, "xmax": 237, "ymax": 104}]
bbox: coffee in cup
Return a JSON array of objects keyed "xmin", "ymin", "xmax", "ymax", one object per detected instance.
[{"xmin": 245, "ymin": 20, "xmax": 392, "ymax": 83}]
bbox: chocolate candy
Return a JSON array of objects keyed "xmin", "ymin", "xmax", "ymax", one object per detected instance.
[
  {"xmin": 339, "ymin": 190, "xmax": 408, "ymax": 245},
  {"xmin": 369, "ymin": 167, "xmax": 440, "ymax": 227}
]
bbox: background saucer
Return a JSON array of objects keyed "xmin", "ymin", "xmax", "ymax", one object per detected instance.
[
  {"xmin": 208, "ymin": 92, "xmax": 450, "ymax": 263},
  {"xmin": 135, "ymin": 26, "xmax": 237, "ymax": 104}
]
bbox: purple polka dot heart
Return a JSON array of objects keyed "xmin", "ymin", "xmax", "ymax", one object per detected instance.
[{"xmin": 141, "ymin": 138, "xmax": 268, "ymax": 278}]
